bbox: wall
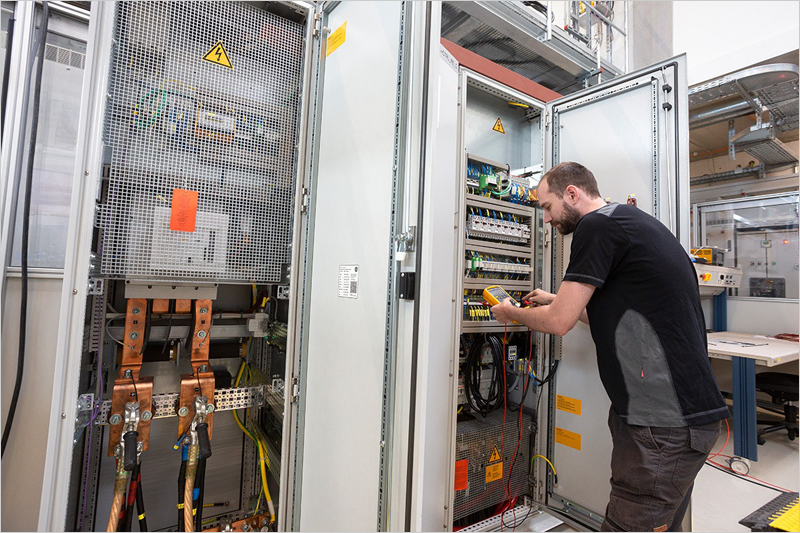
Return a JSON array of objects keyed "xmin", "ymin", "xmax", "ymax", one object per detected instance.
[
  {"xmin": 673, "ymin": 1, "xmax": 800, "ymax": 85},
  {"xmin": 629, "ymin": 2, "xmax": 673, "ymax": 70}
]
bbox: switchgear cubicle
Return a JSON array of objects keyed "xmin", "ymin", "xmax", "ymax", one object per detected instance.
[{"xmin": 30, "ymin": 2, "xmax": 687, "ymax": 532}]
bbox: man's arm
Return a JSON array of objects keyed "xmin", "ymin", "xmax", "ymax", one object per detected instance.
[
  {"xmin": 491, "ymin": 281, "xmax": 595, "ymax": 335},
  {"xmin": 523, "ymin": 288, "xmax": 589, "ymax": 325}
]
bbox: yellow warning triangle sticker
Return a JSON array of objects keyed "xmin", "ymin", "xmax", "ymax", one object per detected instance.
[
  {"xmin": 489, "ymin": 446, "xmax": 501, "ymax": 463},
  {"xmin": 493, "ymin": 117, "xmax": 505, "ymax": 134},
  {"xmin": 202, "ymin": 41, "xmax": 233, "ymax": 69}
]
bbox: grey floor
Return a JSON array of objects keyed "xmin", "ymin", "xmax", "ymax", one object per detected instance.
[
  {"xmin": 692, "ymin": 418, "xmax": 799, "ymax": 532},
  {"xmin": 526, "ymin": 414, "xmax": 799, "ymax": 532}
]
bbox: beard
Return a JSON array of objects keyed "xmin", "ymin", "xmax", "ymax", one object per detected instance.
[{"xmin": 555, "ymin": 203, "xmax": 582, "ymax": 235}]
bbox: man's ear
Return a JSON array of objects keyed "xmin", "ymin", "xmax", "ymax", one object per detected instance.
[{"xmin": 566, "ymin": 184, "xmax": 578, "ymax": 202}]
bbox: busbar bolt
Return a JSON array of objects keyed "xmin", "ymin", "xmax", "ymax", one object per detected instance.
[
  {"xmin": 141, "ymin": 410, "xmax": 152, "ymax": 421},
  {"xmin": 178, "ymin": 407, "xmax": 189, "ymax": 417},
  {"xmin": 129, "ymin": 332, "xmax": 139, "ymax": 340},
  {"xmin": 109, "ymin": 414, "xmax": 122, "ymax": 425}
]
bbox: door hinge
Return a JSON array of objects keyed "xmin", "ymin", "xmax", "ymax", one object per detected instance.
[
  {"xmin": 290, "ymin": 377, "xmax": 299, "ymax": 403},
  {"xmin": 398, "ymin": 271, "xmax": 416, "ymax": 300},
  {"xmin": 313, "ymin": 12, "xmax": 321, "ymax": 38},
  {"xmin": 300, "ymin": 187, "xmax": 310, "ymax": 213},
  {"xmin": 545, "ymin": 110, "xmax": 551, "ymax": 130}
]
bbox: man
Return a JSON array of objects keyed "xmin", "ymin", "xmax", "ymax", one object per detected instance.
[{"xmin": 491, "ymin": 162, "xmax": 727, "ymax": 532}]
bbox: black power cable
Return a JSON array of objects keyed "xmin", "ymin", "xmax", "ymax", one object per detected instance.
[
  {"xmin": 136, "ymin": 466, "xmax": 148, "ymax": 531},
  {"xmin": 2, "ymin": 1, "xmax": 49, "ymax": 458},
  {"xmin": 177, "ymin": 456, "xmax": 186, "ymax": 532},
  {"xmin": 194, "ymin": 457, "xmax": 207, "ymax": 530},
  {"xmin": 122, "ymin": 463, "xmax": 139, "ymax": 531},
  {"xmin": 464, "ymin": 334, "xmax": 505, "ymax": 417},
  {"xmin": 703, "ymin": 461, "xmax": 786, "ymax": 493}
]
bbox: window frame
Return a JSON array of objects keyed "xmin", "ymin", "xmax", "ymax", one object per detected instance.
[{"xmin": 693, "ymin": 191, "xmax": 800, "ymax": 301}]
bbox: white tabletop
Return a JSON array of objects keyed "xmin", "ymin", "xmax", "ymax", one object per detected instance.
[{"xmin": 707, "ymin": 331, "xmax": 800, "ymax": 367}]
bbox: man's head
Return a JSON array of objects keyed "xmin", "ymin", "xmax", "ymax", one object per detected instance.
[{"xmin": 537, "ymin": 162, "xmax": 604, "ymax": 235}]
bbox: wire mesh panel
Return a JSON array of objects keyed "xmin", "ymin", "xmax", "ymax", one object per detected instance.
[
  {"xmin": 454, "ymin": 410, "xmax": 532, "ymax": 521},
  {"xmin": 101, "ymin": 2, "xmax": 305, "ymax": 283}
]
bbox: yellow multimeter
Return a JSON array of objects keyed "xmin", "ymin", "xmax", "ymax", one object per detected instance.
[
  {"xmin": 483, "ymin": 285, "xmax": 521, "ymax": 307},
  {"xmin": 483, "ymin": 285, "xmax": 522, "ymax": 324}
]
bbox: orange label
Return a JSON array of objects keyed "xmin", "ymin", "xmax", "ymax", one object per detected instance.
[
  {"xmin": 454, "ymin": 459, "xmax": 468, "ymax": 491},
  {"xmin": 170, "ymin": 189, "xmax": 198, "ymax": 232},
  {"xmin": 555, "ymin": 427, "xmax": 582, "ymax": 450},
  {"xmin": 485, "ymin": 462, "xmax": 503, "ymax": 483},
  {"xmin": 556, "ymin": 395, "xmax": 582, "ymax": 415}
]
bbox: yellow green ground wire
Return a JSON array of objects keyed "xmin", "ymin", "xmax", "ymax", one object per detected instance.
[{"xmin": 233, "ymin": 357, "xmax": 275, "ymax": 523}]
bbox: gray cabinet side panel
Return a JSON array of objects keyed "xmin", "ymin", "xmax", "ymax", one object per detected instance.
[{"xmin": 298, "ymin": 3, "xmax": 403, "ymax": 531}]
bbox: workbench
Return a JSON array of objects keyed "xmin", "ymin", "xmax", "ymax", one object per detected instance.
[{"xmin": 708, "ymin": 332, "xmax": 799, "ymax": 461}]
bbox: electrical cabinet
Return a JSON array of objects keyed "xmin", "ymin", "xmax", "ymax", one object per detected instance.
[
  {"xmin": 427, "ymin": 52, "xmax": 688, "ymax": 532},
  {"xmin": 34, "ymin": 2, "xmax": 686, "ymax": 532}
]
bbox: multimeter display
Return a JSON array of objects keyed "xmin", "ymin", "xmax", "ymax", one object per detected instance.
[{"xmin": 483, "ymin": 285, "xmax": 519, "ymax": 307}]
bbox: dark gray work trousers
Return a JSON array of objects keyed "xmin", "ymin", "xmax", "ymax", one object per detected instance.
[{"xmin": 601, "ymin": 407, "xmax": 720, "ymax": 532}]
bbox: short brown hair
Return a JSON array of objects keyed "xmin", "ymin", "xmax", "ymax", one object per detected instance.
[{"xmin": 541, "ymin": 162, "xmax": 600, "ymax": 199}]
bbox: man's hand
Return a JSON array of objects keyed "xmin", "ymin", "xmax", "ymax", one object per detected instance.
[
  {"xmin": 522, "ymin": 289, "xmax": 555, "ymax": 306},
  {"xmin": 490, "ymin": 298, "xmax": 518, "ymax": 325},
  {"xmin": 491, "ymin": 281, "xmax": 595, "ymax": 335}
]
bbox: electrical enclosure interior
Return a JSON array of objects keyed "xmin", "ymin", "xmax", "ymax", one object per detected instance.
[{"xmin": 68, "ymin": 2, "xmax": 307, "ymax": 531}]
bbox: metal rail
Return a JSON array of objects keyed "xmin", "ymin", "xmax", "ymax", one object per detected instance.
[{"xmin": 90, "ymin": 385, "xmax": 269, "ymax": 425}]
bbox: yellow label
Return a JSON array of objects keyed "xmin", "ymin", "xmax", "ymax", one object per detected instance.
[
  {"xmin": 326, "ymin": 21, "xmax": 347, "ymax": 57},
  {"xmin": 489, "ymin": 446, "xmax": 501, "ymax": 463},
  {"xmin": 138, "ymin": 513, "xmax": 146, "ymax": 521},
  {"xmin": 202, "ymin": 41, "xmax": 233, "ymax": 69},
  {"xmin": 493, "ymin": 117, "xmax": 505, "ymax": 134},
  {"xmin": 556, "ymin": 394, "xmax": 582, "ymax": 416},
  {"xmin": 485, "ymin": 462, "xmax": 503, "ymax": 483},
  {"xmin": 555, "ymin": 427, "xmax": 582, "ymax": 450}
]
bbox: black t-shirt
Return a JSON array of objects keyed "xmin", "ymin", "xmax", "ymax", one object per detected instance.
[{"xmin": 563, "ymin": 203, "xmax": 727, "ymax": 427}]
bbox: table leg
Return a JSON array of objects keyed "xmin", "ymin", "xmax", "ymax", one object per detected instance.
[{"xmin": 732, "ymin": 356, "xmax": 758, "ymax": 461}]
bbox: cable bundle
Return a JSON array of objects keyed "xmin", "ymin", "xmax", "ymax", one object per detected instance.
[{"xmin": 464, "ymin": 335, "xmax": 506, "ymax": 417}]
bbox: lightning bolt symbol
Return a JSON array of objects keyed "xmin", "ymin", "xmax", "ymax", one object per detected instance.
[{"xmin": 215, "ymin": 47, "xmax": 223, "ymax": 62}]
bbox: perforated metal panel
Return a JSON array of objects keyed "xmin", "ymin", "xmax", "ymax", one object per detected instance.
[
  {"xmin": 454, "ymin": 410, "xmax": 532, "ymax": 521},
  {"xmin": 101, "ymin": 1, "xmax": 304, "ymax": 283}
]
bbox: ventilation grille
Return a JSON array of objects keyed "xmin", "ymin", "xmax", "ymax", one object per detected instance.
[
  {"xmin": 101, "ymin": 1, "xmax": 304, "ymax": 283},
  {"xmin": 453, "ymin": 410, "xmax": 532, "ymax": 521},
  {"xmin": 45, "ymin": 43, "xmax": 85, "ymax": 69}
]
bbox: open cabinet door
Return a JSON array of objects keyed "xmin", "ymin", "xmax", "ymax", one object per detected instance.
[
  {"xmin": 290, "ymin": 2, "xmax": 407, "ymax": 531},
  {"xmin": 543, "ymin": 56, "xmax": 689, "ymax": 527}
]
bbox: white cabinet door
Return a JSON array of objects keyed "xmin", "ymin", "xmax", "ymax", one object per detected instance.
[
  {"xmin": 292, "ymin": 3, "xmax": 406, "ymax": 531},
  {"xmin": 543, "ymin": 56, "xmax": 688, "ymax": 527}
]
